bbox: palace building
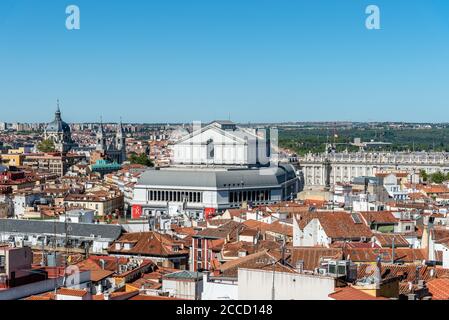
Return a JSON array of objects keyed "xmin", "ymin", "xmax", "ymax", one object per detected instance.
[
  {"xmin": 131, "ymin": 121, "xmax": 300, "ymax": 220},
  {"xmin": 299, "ymin": 151, "xmax": 449, "ymax": 187}
]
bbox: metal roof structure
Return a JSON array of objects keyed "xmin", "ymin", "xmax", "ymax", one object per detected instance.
[
  {"xmin": 163, "ymin": 270, "xmax": 203, "ymax": 280},
  {"xmin": 0, "ymin": 218, "xmax": 123, "ymax": 241},
  {"xmin": 136, "ymin": 164, "xmax": 297, "ymax": 190}
]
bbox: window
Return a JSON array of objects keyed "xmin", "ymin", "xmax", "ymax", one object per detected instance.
[{"xmin": 206, "ymin": 139, "xmax": 214, "ymax": 161}]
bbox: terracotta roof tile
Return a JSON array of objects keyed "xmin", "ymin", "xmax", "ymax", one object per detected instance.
[
  {"xmin": 359, "ymin": 211, "xmax": 399, "ymax": 224},
  {"xmin": 289, "ymin": 247, "xmax": 343, "ymax": 271},
  {"xmin": 373, "ymin": 233, "xmax": 410, "ymax": 248},
  {"xmin": 427, "ymin": 278, "xmax": 449, "ymax": 300},
  {"xmin": 108, "ymin": 232, "xmax": 188, "ymax": 257},
  {"xmin": 329, "ymin": 286, "xmax": 388, "ymax": 300},
  {"xmin": 56, "ymin": 288, "xmax": 88, "ymax": 297},
  {"xmin": 346, "ymin": 248, "xmax": 426, "ymax": 263}
]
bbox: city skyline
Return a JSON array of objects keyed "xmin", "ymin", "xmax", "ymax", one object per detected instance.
[{"xmin": 1, "ymin": 0, "xmax": 449, "ymax": 123}]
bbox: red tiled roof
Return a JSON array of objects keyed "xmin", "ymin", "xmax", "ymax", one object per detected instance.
[
  {"xmin": 330, "ymin": 241, "xmax": 380, "ymax": 249},
  {"xmin": 345, "ymin": 248, "xmax": 426, "ymax": 263},
  {"xmin": 295, "ymin": 212, "xmax": 373, "ymax": 240},
  {"xmin": 243, "ymin": 220, "xmax": 293, "ymax": 237},
  {"xmin": 318, "ymin": 213, "xmax": 373, "ymax": 239},
  {"xmin": 357, "ymin": 263, "xmax": 449, "ymax": 283},
  {"xmin": 225, "ymin": 208, "xmax": 248, "ymax": 218},
  {"xmin": 108, "ymin": 232, "xmax": 188, "ymax": 257},
  {"xmin": 219, "ymin": 250, "xmax": 293, "ymax": 277},
  {"xmin": 427, "ymin": 278, "xmax": 449, "ymax": 300},
  {"xmin": 90, "ymin": 270, "xmax": 115, "ymax": 282},
  {"xmin": 25, "ymin": 295, "xmax": 53, "ymax": 301},
  {"xmin": 129, "ymin": 295, "xmax": 184, "ymax": 300},
  {"xmin": 289, "ymin": 247, "xmax": 343, "ymax": 271},
  {"xmin": 194, "ymin": 221, "xmax": 241, "ymax": 240},
  {"xmin": 56, "ymin": 288, "xmax": 88, "ymax": 297},
  {"xmin": 373, "ymin": 233, "xmax": 410, "ymax": 248},
  {"xmin": 359, "ymin": 211, "xmax": 399, "ymax": 224},
  {"xmin": 329, "ymin": 286, "xmax": 388, "ymax": 300},
  {"xmin": 424, "ymin": 186, "xmax": 449, "ymax": 194}
]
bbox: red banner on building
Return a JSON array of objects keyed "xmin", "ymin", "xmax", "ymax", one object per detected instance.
[
  {"xmin": 132, "ymin": 205, "xmax": 143, "ymax": 219},
  {"xmin": 204, "ymin": 207, "xmax": 216, "ymax": 220}
]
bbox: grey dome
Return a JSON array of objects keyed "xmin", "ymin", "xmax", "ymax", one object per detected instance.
[{"xmin": 46, "ymin": 107, "xmax": 70, "ymax": 133}]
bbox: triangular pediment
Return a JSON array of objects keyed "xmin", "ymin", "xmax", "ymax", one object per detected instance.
[{"xmin": 175, "ymin": 124, "xmax": 253, "ymax": 145}]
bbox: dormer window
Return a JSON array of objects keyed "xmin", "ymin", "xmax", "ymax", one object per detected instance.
[{"xmin": 115, "ymin": 243, "xmax": 121, "ymax": 250}]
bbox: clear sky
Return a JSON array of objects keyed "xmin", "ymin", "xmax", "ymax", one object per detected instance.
[{"xmin": 1, "ymin": 0, "xmax": 449, "ymax": 123}]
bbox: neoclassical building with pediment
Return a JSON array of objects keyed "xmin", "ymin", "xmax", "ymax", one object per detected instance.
[
  {"xmin": 172, "ymin": 120, "xmax": 272, "ymax": 167},
  {"xmin": 131, "ymin": 120, "xmax": 300, "ymax": 222}
]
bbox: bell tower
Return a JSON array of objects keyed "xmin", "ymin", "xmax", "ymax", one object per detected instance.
[
  {"xmin": 96, "ymin": 118, "xmax": 107, "ymax": 152},
  {"xmin": 115, "ymin": 119, "xmax": 126, "ymax": 163}
]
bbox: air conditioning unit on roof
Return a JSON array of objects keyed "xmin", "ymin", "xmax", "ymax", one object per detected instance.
[{"xmin": 318, "ymin": 268, "xmax": 327, "ymax": 275}]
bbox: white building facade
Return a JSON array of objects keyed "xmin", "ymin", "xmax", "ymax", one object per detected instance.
[
  {"xmin": 238, "ymin": 268, "xmax": 336, "ymax": 300},
  {"xmin": 300, "ymin": 152, "xmax": 449, "ymax": 187},
  {"xmin": 131, "ymin": 121, "xmax": 300, "ymax": 219}
]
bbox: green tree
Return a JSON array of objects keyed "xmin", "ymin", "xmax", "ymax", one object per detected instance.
[
  {"xmin": 128, "ymin": 152, "xmax": 154, "ymax": 167},
  {"xmin": 420, "ymin": 169, "xmax": 428, "ymax": 182},
  {"xmin": 37, "ymin": 139, "xmax": 55, "ymax": 153},
  {"xmin": 430, "ymin": 171, "xmax": 446, "ymax": 184}
]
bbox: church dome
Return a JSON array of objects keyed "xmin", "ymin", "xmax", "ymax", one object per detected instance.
[{"xmin": 46, "ymin": 106, "xmax": 70, "ymax": 134}]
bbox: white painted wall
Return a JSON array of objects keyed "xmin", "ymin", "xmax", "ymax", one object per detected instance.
[
  {"xmin": 201, "ymin": 274, "xmax": 238, "ymax": 300},
  {"xmin": 301, "ymin": 219, "xmax": 330, "ymax": 247},
  {"xmin": 173, "ymin": 127, "xmax": 248, "ymax": 165},
  {"xmin": 293, "ymin": 217, "xmax": 301, "ymax": 247},
  {"xmin": 442, "ymin": 245, "xmax": 449, "ymax": 268},
  {"xmin": 162, "ymin": 279, "xmax": 203, "ymax": 300},
  {"xmin": 238, "ymin": 268, "xmax": 335, "ymax": 300}
]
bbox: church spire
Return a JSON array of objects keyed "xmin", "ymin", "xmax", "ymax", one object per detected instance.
[
  {"xmin": 96, "ymin": 116, "xmax": 106, "ymax": 152},
  {"xmin": 116, "ymin": 117, "xmax": 126, "ymax": 163},
  {"xmin": 117, "ymin": 117, "xmax": 124, "ymax": 135},
  {"xmin": 99, "ymin": 116, "xmax": 104, "ymax": 133},
  {"xmin": 55, "ymin": 99, "xmax": 62, "ymax": 120}
]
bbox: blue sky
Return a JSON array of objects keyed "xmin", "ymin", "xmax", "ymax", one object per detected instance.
[{"xmin": 1, "ymin": 0, "xmax": 449, "ymax": 123}]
